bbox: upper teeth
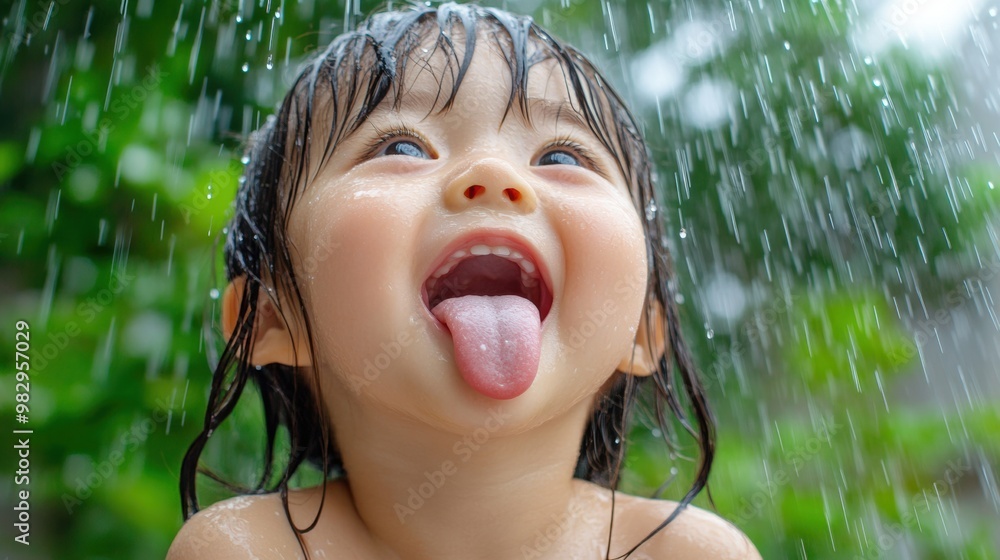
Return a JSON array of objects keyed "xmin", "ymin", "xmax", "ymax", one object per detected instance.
[{"xmin": 430, "ymin": 243, "xmax": 540, "ymax": 284}]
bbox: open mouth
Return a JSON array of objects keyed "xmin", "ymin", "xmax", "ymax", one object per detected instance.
[{"xmin": 422, "ymin": 241, "xmax": 553, "ymax": 322}]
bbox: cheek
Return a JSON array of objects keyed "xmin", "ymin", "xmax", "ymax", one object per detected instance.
[
  {"xmin": 555, "ymin": 195, "xmax": 648, "ymax": 370},
  {"xmin": 293, "ymin": 185, "xmax": 425, "ymax": 380}
]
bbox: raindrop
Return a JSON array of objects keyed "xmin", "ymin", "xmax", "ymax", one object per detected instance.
[
  {"xmin": 236, "ymin": 14, "xmax": 242, "ymax": 23},
  {"xmin": 241, "ymin": 63, "xmax": 249, "ymax": 72},
  {"xmin": 209, "ymin": 288, "xmax": 220, "ymax": 300},
  {"xmin": 873, "ymin": 78, "xmax": 882, "ymax": 87},
  {"xmin": 783, "ymin": 41, "xmax": 791, "ymax": 50},
  {"xmin": 989, "ymin": 181, "xmax": 995, "ymax": 190},
  {"xmin": 679, "ymin": 227, "xmax": 687, "ymax": 239},
  {"xmin": 274, "ymin": 10, "xmax": 281, "ymax": 19},
  {"xmin": 706, "ymin": 328, "xmax": 714, "ymax": 340},
  {"xmin": 266, "ymin": 54, "xmax": 274, "ymax": 70},
  {"xmin": 990, "ymin": 7, "xmax": 998, "ymax": 17},
  {"xmin": 240, "ymin": 154, "xmax": 250, "ymax": 164},
  {"xmin": 246, "ymin": 30, "xmax": 252, "ymax": 40}
]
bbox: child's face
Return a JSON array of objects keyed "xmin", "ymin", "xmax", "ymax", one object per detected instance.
[{"xmin": 286, "ymin": 37, "xmax": 650, "ymax": 433}]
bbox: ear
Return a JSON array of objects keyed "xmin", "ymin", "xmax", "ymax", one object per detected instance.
[
  {"xmin": 222, "ymin": 276, "xmax": 312, "ymax": 367},
  {"xmin": 617, "ymin": 299, "xmax": 667, "ymax": 376}
]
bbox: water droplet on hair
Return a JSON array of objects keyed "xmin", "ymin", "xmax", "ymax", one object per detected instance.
[
  {"xmin": 209, "ymin": 288, "xmax": 220, "ymax": 300},
  {"xmin": 651, "ymin": 428, "xmax": 662, "ymax": 437},
  {"xmin": 645, "ymin": 200, "xmax": 658, "ymax": 221},
  {"xmin": 679, "ymin": 228, "xmax": 687, "ymax": 239},
  {"xmin": 675, "ymin": 293, "xmax": 685, "ymax": 304},
  {"xmin": 240, "ymin": 154, "xmax": 250, "ymax": 164},
  {"xmin": 614, "ymin": 437, "xmax": 621, "ymax": 445}
]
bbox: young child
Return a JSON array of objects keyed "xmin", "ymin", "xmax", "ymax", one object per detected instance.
[{"xmin": 168, "ymin": 3, "xmax": 759, "ymax": 559}]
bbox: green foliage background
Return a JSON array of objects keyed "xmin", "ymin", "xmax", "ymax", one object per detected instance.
[{"xmin": 0, "ymin": 0, "xmax": 998, "ymax": 558}]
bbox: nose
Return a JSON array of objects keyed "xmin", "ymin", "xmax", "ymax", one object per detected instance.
[{"xmin": 443, "ymin": 158, "xmax": 538, "ymax": 213}]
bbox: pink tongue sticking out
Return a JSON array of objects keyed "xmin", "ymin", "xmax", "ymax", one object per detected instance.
[{"xmin": 431, "ymin": 294, "xmax": 541, "ymax": 400}]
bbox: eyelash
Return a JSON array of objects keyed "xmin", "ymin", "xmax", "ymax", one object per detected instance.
[
  {"xmin": 362, "ymin": 125, "xmax": 433, "ymax": 159},
  {"xmin": 360, "ymin": 126, "xmax": 606, "ymax": 176},
  {"xmin": 540, "ymin": 136, "xmax": 604, "ymax": 174}
]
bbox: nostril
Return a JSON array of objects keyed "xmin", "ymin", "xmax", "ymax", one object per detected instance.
[
  {"xmin": 464, "ymin": 185, "xmax": 485, "ymax": 199},
  {"xmin": 503, "ymin": 188, "xmax": 521, "ymax": 202}
]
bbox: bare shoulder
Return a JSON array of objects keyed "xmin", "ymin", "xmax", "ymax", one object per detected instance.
[
  {"xmin": 614, "ymin": 493, "xmax": 761, "ymax": 560},
  {"xmin": 166, "ymin": 481, "xmax": 360, "ymax": 560},
  {"xmin": 166, "ymin": 493, "xmax": 301, "ymax": 559}
]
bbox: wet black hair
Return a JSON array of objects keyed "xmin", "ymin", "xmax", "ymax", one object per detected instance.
[{"xmin": 180, "ymin": 3, "xmax": 715, "ymax": 558}]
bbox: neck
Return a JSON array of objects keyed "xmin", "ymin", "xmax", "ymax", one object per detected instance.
[{"xmin": 327, "ymin": 396, "xmax": 613, "ymax": 560}]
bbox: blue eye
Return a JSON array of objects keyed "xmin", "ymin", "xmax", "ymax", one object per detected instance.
[
  {"xmin": 537, "ymin": 150, "xmax": 581, "ymax": 167},
  {"xmin": 382, "ymin": 139, "xmax": 431, "ymax": 159}
]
